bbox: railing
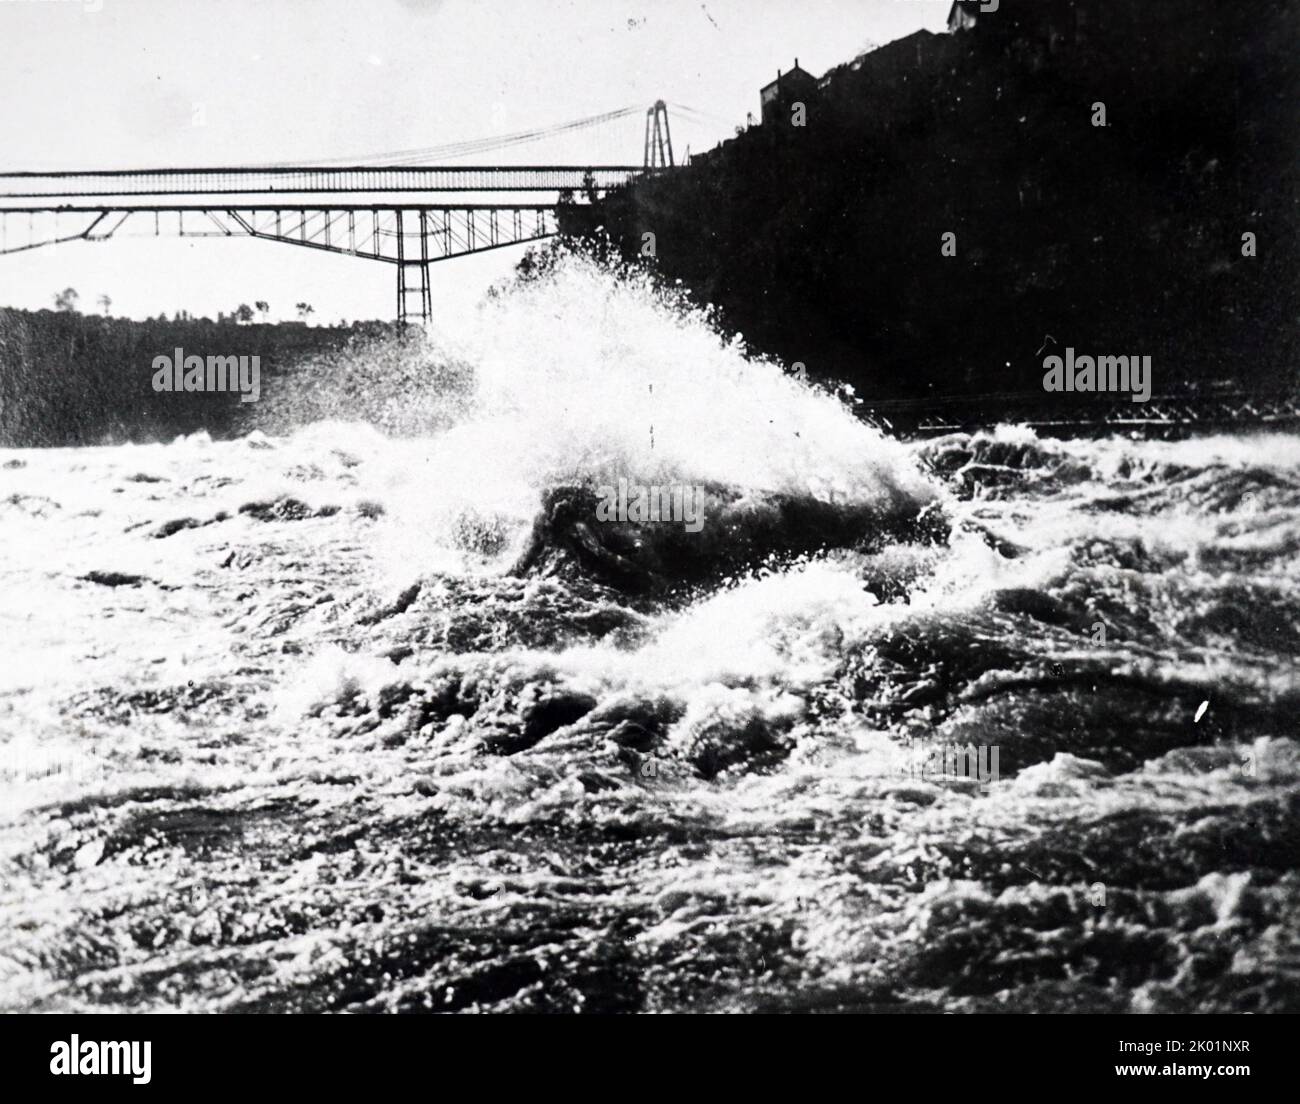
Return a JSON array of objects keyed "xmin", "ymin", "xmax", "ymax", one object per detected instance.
[
  {"xmin": 0, "ymin": 165, "xmax": 644, "ymax": 199},
  {"xmin": 858, "ymin": 392, "xmax": 1300, "ymax": 438}
]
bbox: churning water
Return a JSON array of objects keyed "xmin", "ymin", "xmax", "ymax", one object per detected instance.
[{"xmin": 1, "ymin": 256, "xmax": 1297, "ymax": 1012}]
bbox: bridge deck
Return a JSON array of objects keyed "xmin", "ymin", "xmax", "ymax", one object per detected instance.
[{"xmin": 0, "ymin": 165, "xmax": 643, "ymax": 199}]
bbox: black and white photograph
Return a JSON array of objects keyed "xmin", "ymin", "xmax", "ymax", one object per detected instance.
[{"xmin": 0, "ymin": 0, "xmax": 1296, "ymax": 1056}]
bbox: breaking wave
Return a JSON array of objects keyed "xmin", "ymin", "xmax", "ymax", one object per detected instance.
[{"xmin": 262, "ymin": 253, "xmax": 943, "ymax": 586}]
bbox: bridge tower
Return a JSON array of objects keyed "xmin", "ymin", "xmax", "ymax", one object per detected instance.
[{"xmin": 644, "ymin": 101, "xmax": 674, "ymax": 171}]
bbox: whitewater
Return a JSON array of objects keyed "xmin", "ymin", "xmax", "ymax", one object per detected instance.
[{"xmin": 1, "ymin": 256, "xmax": 1297, "ymax": 1012}]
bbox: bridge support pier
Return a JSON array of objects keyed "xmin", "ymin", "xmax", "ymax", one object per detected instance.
[
  {"xmin": 395, "ymin": 210, "xmax": 433, "ymax": 325},
  {"xmin": 397, "ymin": 261, "xmax": 432, "ymax": 326}
]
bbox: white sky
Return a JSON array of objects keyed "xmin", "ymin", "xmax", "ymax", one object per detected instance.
[{"xmin": 0, "ymin": 0, "xmax": 947, "ymax": 323}]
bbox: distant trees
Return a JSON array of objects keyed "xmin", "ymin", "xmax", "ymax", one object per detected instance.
[
  {"xmin": 0, "ymin": 305, "xmax": 380, "ymax": 447},
  {"xmin": 36, "ymin": 292, "xmax": 356, "ymax": 332}
]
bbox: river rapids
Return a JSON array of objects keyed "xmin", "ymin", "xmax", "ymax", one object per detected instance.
[{"xmin": 1, "ymin": 258, "xmax": 1297, "ymax": 1013}]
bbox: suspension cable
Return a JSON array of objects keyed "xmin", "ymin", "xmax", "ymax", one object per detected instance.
[{"xmin": 252, "ymin": 106, "xmax": 645, "ymax": 168}]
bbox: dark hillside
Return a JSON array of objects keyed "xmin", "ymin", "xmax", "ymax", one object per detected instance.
[{"xmin": 559, "ymin": 0, "xmax": 1300, "ymax": 401}]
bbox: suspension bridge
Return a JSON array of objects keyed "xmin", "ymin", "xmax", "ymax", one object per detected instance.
[{"xmin": 0, "ymin": 101, "xmax": 700, "ymax": 323}]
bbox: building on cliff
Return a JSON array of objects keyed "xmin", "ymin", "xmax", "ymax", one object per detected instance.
[
  {"xmin": 947, "ymin": 0, "xmax": 982, "ymax": 34},
  {"xmin": 759, "ymin": 60, "xmax": 819, "ymax": 125}
]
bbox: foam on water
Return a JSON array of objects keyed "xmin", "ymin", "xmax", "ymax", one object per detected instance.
[{"xmin": 2, "ymin": 255, "xmax": 1299, "ymax": 1013}]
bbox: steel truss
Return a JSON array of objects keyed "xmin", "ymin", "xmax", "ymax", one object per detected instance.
[{"xmin": 0, "ymin": 204, "xmax": 559, "ymax": 324}]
